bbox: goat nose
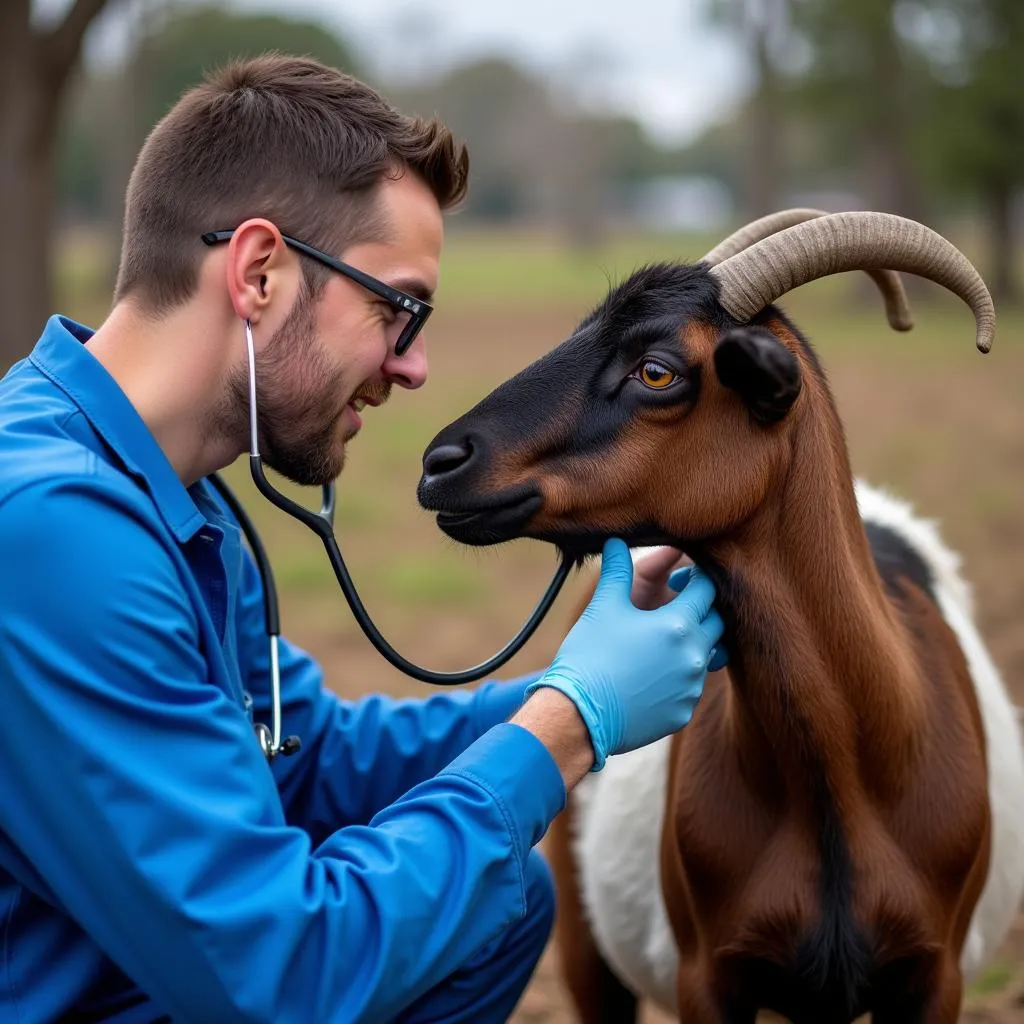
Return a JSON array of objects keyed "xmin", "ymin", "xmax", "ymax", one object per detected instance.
[{"xmin": 422, "ymin": 441, "xmax": 473, "ymax": 480}]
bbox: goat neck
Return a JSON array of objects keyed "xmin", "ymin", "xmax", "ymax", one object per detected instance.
[{"xmin": 689, "ymin": 356, "xmax": 926, "ymax": 810}]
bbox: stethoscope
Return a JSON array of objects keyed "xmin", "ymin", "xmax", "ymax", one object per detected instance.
[{"xmin": 208, "ymin": 320, "xmax": 572, "ymax": 763}]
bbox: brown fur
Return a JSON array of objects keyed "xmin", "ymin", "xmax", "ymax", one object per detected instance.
[
  {"xmin": 541, "ymin": 321, "xmax": 991, "ymax": 1022},
  {"xmin": 547, "ymin": 793, "xmax": 639, "ymax": 1023}
]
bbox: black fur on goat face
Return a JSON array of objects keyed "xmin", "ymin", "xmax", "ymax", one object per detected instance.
[{"xmin": 417, "ymin": 261, "xmax": 810, "ymax": 559}]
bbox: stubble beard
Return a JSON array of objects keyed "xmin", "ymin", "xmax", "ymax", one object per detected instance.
[{"xmin": 214, "ymin": 295, "xmax": 350, "ymax": 488}]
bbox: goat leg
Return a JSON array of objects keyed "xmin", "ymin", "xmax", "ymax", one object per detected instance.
[
  {"xmin": 547, "ymin": 803, "xmax": 639, "ymax": 1024},
  {"xmin": 870, "ymin": 956, "xmax": 963, "ymax": 1024},
  {"xmin": 674, "ymin": 962, "xmax": 757, "ymax": 1024}
]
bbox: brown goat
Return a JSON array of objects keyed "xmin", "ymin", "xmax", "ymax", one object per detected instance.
[{"xmin": 417, "ymin": 211, "xmax": 1024, "ymax": 1023}]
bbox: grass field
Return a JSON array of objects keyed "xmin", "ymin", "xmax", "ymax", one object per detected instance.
[{"xmin": 55, "ymin": 225, "xmax": 1024, "ymax": 1021}]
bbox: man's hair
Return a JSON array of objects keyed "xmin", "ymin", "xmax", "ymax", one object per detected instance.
[{"xmin": 114, "ymin": 53, "xmax": 469, "ymax": 313}]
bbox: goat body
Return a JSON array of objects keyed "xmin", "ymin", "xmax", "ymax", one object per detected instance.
[
  {"xmin": 417, "ymin": 212, "xmax": 1024, "ymax": 1022},
  {"xmin": 552, "ymin": 481, "xmax": 1024, "ymax": 1024}
]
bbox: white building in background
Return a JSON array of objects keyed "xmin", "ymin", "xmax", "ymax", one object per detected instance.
[{"xmin": 630, "ymin": 175, "xmax": 734, "ymax": 233}]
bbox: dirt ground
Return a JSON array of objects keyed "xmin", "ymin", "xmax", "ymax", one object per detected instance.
[{"xmin": 260, "ymin": 290, "xmax": 1024, "ymax": 1023}]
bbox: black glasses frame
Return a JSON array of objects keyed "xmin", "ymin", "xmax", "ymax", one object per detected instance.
[{"xmin": 201, "ymin": 229, "xmax": 433, "ymax": 355}]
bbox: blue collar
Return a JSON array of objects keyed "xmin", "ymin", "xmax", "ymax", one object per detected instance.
[{"xmin": 29, "ymin": 315, "xmax": 208, "ymax": 543}]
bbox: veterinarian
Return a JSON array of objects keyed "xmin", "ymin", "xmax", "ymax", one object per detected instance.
[{"xmin": 0, "ymin": 55, "xmax": 725, "ymax": 1022}]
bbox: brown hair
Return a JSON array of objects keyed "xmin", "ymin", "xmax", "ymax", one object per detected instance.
[{"xmin": 114, "ymin": 52, "xmax": 469, "ymax": 313}]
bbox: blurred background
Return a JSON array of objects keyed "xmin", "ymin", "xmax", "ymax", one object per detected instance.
[{"xmin": 5, "ymin": 0, "xmax": 1024, "ymax": 1020}]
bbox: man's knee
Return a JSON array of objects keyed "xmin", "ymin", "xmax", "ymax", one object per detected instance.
[{"xmin": 396, "ymin": 850, "xmax": 557, "ymax": 1022}]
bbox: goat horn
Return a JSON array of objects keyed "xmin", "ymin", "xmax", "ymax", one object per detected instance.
[
  {"xmin": 702, "ymin": 209, "xmax": 913, "ymax": 333},
  {"xmin": 709, "ymin": 211, "xmax": 995, "ymax": 352}
]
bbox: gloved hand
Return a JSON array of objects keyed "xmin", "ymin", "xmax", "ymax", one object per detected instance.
[{"xmin": 525, "ymin": 538, "xmax": 726, "ymax": 771}]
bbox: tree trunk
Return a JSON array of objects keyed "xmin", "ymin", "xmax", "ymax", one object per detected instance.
[
  {"xmin": 743, "ymin": 26, "xmax": 783, "ymax": 218},
  {"xmin": 738, "ymin": 0, "xmax": 786, "ymax": 219},
  {"xmin": 0, "ymin": 0, "xmax": 55, "ymax": 369},
  {"xmin": 0, "ymin": 0, "xmax": 112, "ymax": 369},
  {"xmin": 986, "ymin": 179, "xmax": 1019, "ymax": 306},
  {"xmin": 857, "ymin": 0, "xmax": 931, "ymax": 302}
]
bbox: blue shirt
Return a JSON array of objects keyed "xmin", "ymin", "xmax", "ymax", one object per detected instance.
[{"xmin": 0, "ymin": 315, "xmax": 565, "ymax": 1023}]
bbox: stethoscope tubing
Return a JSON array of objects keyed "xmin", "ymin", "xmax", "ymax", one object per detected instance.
[
  {"xmin": 209, "ymin": 319, "xmax": 572, "ymax": 762},
  {"xmin": 246, "ymin": 454, "xmax": 572, "ymax": 686}
]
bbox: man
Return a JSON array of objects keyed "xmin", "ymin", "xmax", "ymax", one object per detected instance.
[{"xmin": 0, "ymin": 55, "xmax": 724, "ymax": 1022}]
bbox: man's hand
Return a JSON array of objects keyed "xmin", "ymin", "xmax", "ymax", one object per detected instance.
[
  {"xmin": 522, "ymin": 538, "xmax": 726, "ymax": 774},
  {"xmin": 630, "ymin": 546, "xmax": 728, "ymax": 671}
]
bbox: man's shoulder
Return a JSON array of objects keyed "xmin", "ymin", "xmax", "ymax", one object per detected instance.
[
  {"xmin": 0, "ymin": 443, "xmax": 157, "ymax": 544},
  {"xmin": 0, "ymin": 356, "xmax": 127, "ymax": 512},
  {"xmin": 0, "ymin": 460, "xmax": 184, "ymax": 637}
]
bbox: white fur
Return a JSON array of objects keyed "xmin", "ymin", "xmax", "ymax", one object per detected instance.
[
  {"xmin": 572, "ymin": 483, "xmax": 1024, "ymax": 1013},
  {"xmin": 852, "ymin": 481, "xmax": 1024, "ymax": 979},
  {"xmin": 573, "ymin": 739, "xmax": 679, "ymax": 1011}
]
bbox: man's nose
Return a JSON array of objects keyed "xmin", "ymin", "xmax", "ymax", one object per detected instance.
[{"xmin": 383, "ymin": 333, "xmax": 428, "ymax": 390}]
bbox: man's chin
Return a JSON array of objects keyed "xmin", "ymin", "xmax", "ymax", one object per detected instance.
[{"xmin": 260, "ymin": 447, "xmax": 344, "ymax": 490}]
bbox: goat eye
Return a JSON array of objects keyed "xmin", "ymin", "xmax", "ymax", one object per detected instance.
[{"xmin": 637, "ymin": 361, "xmax": 677, "ymax": 390}]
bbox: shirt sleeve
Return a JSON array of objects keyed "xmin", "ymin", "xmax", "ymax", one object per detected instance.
[
  {"xmin": 0, "ymin": 476, "xmax": 565, "ymax": 1024},
  {"xmin": 232, "ymin": 540, "xmax": 540, "ymax": 841}
]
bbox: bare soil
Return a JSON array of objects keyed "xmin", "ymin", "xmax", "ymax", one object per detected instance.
[{"xmin": 266, "ymin": 295, "xmax": 1024, "ymax": 1022}]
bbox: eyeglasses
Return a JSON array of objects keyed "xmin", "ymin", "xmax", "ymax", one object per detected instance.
[{"xmin": 200, "ymin": 229, "xmax": 433, "ymax": 356}]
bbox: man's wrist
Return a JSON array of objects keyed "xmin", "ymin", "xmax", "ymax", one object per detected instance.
[{"xmin": 509, "ymin": 687, "xmax": 596, "ymax": 790}]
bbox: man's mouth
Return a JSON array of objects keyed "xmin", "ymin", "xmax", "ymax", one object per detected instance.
[{"xmin": 346, "ymin": 394, "xmax": 382, "ymax": 426}]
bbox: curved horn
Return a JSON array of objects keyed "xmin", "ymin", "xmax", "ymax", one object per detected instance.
[
  {"xmin": 702, "ymin": 208, "xmax": 913, "ymax": 333},
  {"xmin": 709, "ymin": 211, "xmax": 995, "ymax": 353}
]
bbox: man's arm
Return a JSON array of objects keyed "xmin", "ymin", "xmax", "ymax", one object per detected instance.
[
  {"xmin": 229, "ymin": 536, "xmax": 543, "ymax": 839},
  {"xmin": 0, "ymin": 477, "xmax": 567, "ymax": 1023},
  {"xmin": 510, "ymin": 687, "xmax": 596, "ymax": 790},
  {"xmin": 227, "ymin": 488, "xmax": 697, "ymax": 836}
]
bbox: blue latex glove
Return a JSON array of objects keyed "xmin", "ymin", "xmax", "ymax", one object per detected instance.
[{"xmin": 525, "ymin": 538, "xmax": 726, "ymax": 771}]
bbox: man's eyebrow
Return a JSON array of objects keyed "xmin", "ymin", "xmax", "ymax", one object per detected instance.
[{"xmin": 389, "ymin": 278, "xmax": 434, "ymax": 304}]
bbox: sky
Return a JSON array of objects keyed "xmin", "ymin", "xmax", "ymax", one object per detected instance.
[{"xmin": 34, "ymin": 0, "xmax": 752, "ymax": 147}]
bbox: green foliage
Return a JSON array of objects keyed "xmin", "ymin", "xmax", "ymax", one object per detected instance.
[
  {"xmin": 130, "ymin": 6, "xmax": 363, "ymax": 137},
  {"xmin": 918, "ymin": 0, "xmax": 1024, "ymax": 191},
  {"xmin": 55, "ymin": 112, "xmax": 105, "ymax": 217},
  {"xmin": 966, "ymin": 960, "xmax": 1015, "ymax": 996},
  {"xmin": 786, "ymin": 0, "xmax": 937, "ymax": 208},
  {"xmin": 790, "ymin": 0, "xmax": 1024, "ymax": 206},
  {"xmin": 49, "ymin": 0, "xmax": 1024, "ymax": 300},
  {"xmin": 54, "ymin": 5, "xmax": 364, "ymax": 223},
  {"xmin": 389, "ymin": 55, "xmax": 724, "ymax": 227}
]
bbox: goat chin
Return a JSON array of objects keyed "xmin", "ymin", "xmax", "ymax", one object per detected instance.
[{"xmin": 569, "ymin": 478, "xmax": 1024, "ymax": 1015}]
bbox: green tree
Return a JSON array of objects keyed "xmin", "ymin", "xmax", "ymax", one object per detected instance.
[
  {"xmin": 787, "ymin": 0, "xmax": 934, "ymax": 220},
  {"xmin": 54, "ymin": 4, "xmax": 364, "ymax": 313},
  {"xmin": 910, "ymin": 0, "xmax": 1024, "ymax": 302},
  {"xmin": 127, "ymin": 6, "xmax": 363, "ymax": 149},
  {"xmin": 701, "ymin": 0, "xmax": 794, "ymax": 219},
  {"xmin": 101, "ymin": 5, "xmax": 362, "ymax": 228},
  {"xmin": 391, "ymin": 56, "xmax": 699, "ymax": 242},
  {"xmin": 0, "ymin": 0, "xmax": 114, "ymax": 365}
]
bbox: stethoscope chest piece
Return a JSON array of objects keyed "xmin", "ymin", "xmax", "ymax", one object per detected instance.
[{"xmin": 255, "ymin": 722, "xmax": 301, "ymax": 762}]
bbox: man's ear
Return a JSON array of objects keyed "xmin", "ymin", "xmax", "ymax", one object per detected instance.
[
  {"xmin": 713, "ymin": 326, "xmax": 802, "ymax": 424},
  {"xmin": 223, "ymin": 219, "xmax": 295, "ymax": 327}
]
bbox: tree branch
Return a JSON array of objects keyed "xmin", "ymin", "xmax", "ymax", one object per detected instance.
[{"xmin": 37, "ymin": 0, "xmax": 112, "ymax": 95}]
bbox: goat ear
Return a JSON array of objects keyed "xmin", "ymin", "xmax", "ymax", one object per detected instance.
[{"xmin": 713, "ymin": 327, "xmax": 802, "ymax": 424}]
